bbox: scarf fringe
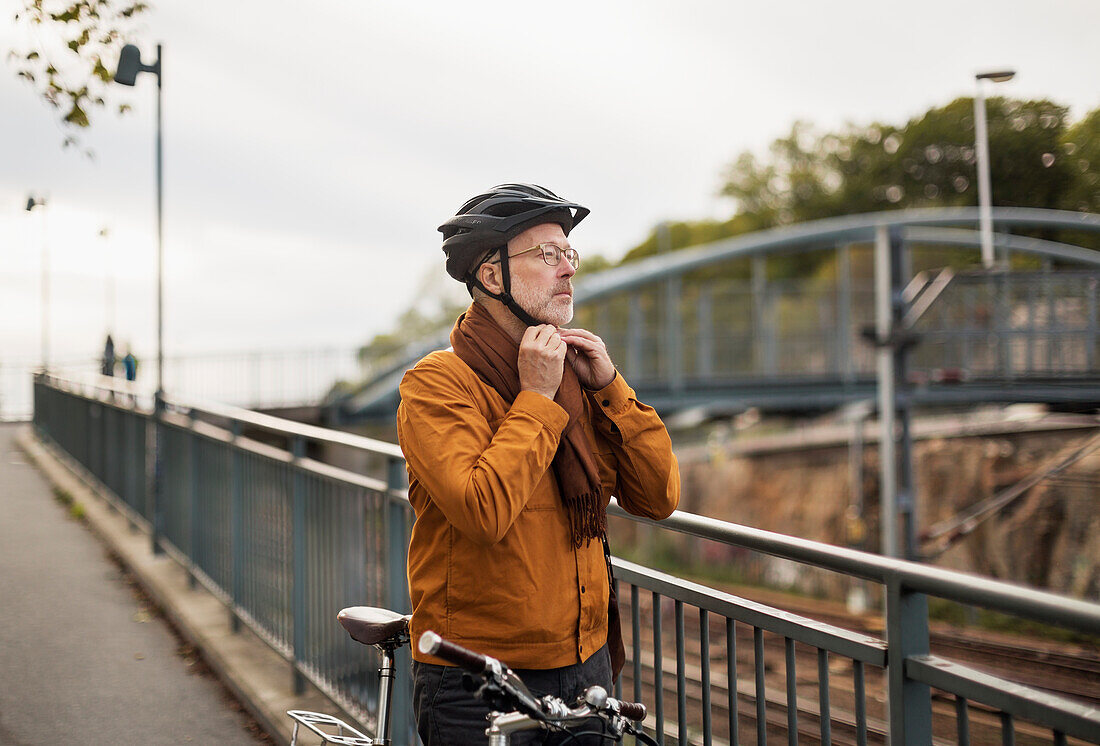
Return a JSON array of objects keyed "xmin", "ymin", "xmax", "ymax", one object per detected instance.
[{"xmin": 564, "ymin": 490, "xmax": 606, "ymax": 548}]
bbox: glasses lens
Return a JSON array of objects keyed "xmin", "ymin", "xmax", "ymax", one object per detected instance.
[
  {"xmin": 564, "ymin": 248, "xmax": 580, "ymax": 269},
  {"xmin": 540, "ymin": 245, "xmax": 560, "ymax": 265}
]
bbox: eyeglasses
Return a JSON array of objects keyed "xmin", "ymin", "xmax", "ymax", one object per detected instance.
[{"xmin": 490, "ymin": 243, "xmax": 580, "ymax": 270}]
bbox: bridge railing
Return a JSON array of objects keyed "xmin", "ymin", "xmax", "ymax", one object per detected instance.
[
  {"xmin": 32, "ymin": 373, "xmax": 1100, "ymax": 745},
  {"xmin": 583, "ymin": 268, "xmax": 1100, "ymax": 392}
]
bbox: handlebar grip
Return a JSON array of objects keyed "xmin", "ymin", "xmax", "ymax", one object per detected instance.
[
  {"xmin": 616, "ymin": 700, "xmax": 647, "ymax": 721},
  {"xmin": 418, "ymin": 631, "xmax": 492, "ymax": 674}
]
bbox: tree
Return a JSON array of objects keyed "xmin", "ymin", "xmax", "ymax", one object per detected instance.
[
  {"xmin": 9, "ymin": 0, "xmax": 149, "ymax": 154},
  {"xmin": 1060, "ymin": 108, "xmax": 1100, "ymax": 214},
  {"xmin": 721, "ymin": 98, "xmax": 1079, "ymax": 226},
  {"xmin": 611, "ymin": 97, "xmax": 1098, "ymax": 274}
]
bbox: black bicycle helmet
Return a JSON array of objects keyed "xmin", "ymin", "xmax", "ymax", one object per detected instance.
[{"xmin": 438, "ymin": 183, "xmax": 589, "ymax": 325}]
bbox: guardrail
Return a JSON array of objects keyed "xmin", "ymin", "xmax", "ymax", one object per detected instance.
[{"xmin": 32, "ymin": 373, "xmax": 1100, "ymax": 745}]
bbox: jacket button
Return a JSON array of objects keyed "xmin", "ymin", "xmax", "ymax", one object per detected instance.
[
  {"xmin": 601, "ymin": 399, "xmax": 610, "ymax": 406},
  {"xmin": 581, "ymin": 585, "xmax": 586, "ymax": 593}
]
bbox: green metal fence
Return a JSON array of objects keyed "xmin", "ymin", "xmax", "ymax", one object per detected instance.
[{"xmin": 33, "ymin": 373, "xmax": 1100, "ymax": 745}]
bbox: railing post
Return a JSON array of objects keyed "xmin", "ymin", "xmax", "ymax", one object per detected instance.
[
  {"xmin": 385, "ymin": 456, "xmax": 412, "ymax": 746},
  {"xmin": 627, "ymin": 293, "xmax": 644, "ymax": 378},
  {"xmin": 665, "ymin": 274, "xmax": 683, "ymax": 395},
  {"xmin": 89, "ymin": 398, "xmax": 100, "ymax": 483},
  {"xmin": 697, "ymin": 281, "xmax": 713, "ymax": 379},
  {"xmin": 188, "ymin": 409, "xmax": 200, "ymax": 589},
  {"xmin": 886, "ymin": 577, "xmax": 932, "ymax": 745},
  {"xmin": 838, "ymin": 243, "xmax": 854, "ymax": 384},
  {"xmin": 230, "ymin": 420, "xmax": 244, "ymax": 632},
  {"xmin": 150, "ymin": 389, "xmax": 166, "ymax": 556},
  {"xmin": 752, "ymin": 254, "xmax": 776, "ymax": 376},
  {"xmin": 1088, "ymin": 275, "xmax": 1098, "ymax": 370},
  {"xmin": 291, "ymin": 435, "xmax": 307, "ymax": 695},
  {"xmin": 127, "ymin": 405, "xmax": 141, "ymax": 528}
]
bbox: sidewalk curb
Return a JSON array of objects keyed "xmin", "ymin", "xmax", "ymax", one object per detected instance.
[{"xmin": 15, "ymin": 425, "xmax": 359, "ymax": 746}]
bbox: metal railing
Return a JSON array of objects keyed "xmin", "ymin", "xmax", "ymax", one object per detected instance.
[
  {"xmin": 32, "ymin": 373, "xmax": 1100, "ymax": 745},
  {"xmin": 3, "ymin": 347, "xmax": 362, "ymax": 421},
  {"xmin": 32, "ymin": 372, "xmax": 416, "ymax": 743}
]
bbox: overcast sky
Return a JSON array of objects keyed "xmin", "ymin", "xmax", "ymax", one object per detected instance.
[{"xmin": 2, "ymin": 0, "xmax": 1098, "ymax": 365}]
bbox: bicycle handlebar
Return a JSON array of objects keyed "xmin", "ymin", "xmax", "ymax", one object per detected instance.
[
  {"xmin": 418, "ymin": 631, "xmax": 494, "ymax": 674},
  {"xmin": 616, "ymin": 699, "xmax": 647, "ymax": 721},
  {"xmin": 420, "ymin": 631, "xmax": 648, "ymax": 726}
]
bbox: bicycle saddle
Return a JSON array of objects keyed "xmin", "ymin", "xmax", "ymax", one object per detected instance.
[{"xmin": 337, "ymin": 606, "xmax": 411, "ymax": 646}]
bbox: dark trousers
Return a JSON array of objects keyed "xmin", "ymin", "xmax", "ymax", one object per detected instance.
[{"xmin": 413, "ymin": 645, "xmax": 613, "ymax": 745}]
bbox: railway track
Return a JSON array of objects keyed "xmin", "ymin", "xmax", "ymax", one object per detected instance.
[{"xmin": 616, "ymin": 589, "xmax": 1098, "ymax": 745}]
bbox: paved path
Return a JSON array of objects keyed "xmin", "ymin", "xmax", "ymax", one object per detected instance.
[{"xmin": 0, "ymin": 423, "xmax": 266, "ymax": 746}]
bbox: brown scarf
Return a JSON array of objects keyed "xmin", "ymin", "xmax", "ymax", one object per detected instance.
[{"xmin": 450, "ymin": 302, "xmax": 605, "ymax": 547}]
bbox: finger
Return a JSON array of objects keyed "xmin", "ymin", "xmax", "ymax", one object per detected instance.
[
  {"xmin": 521, "ymin": 326, "xmax": 542, "ymax": 346},
  {"xmin": 533, "ymin": 324, "xmax": 558, "ymax": 345},
  {"xmin": 559, "ymin": 329, "xmax": 603, "ymax": 346},
  {"xmin": 561, "ymin": 335, "xmax": 604, "ymax": 355},
  {"xmin": 558, "ymin": 327, "xmax": 598, "ymax": 341}
]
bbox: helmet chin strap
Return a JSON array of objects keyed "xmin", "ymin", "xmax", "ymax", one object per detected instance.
[{"xmin": 471, "ymin": 251, "xmax": 543, "ymax": 328}]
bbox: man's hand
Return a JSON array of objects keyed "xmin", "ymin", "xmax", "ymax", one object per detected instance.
[
  {"xmin": 519, "ymin": 324, "xmax": 567, "ymax": 400},
  {"xmin": 559, "ymin": 328, "xmax": 616, "ymax": 390}
]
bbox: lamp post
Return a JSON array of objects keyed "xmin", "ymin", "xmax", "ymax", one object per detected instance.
[
  {"xmin": 113, "ymin": 42, "xmax": 162, "ymax": 398},
  {"xmin": 974, "ymin": 70, "xmax": 1015, "ymax": 269},
  {"xmin": 114, "ymin": 43, "xmax": 165, "ymax": 554},
  {"xmin": 100, "ymin": 227, "xmax": 114, "ymax": 335},
  {"xmin": 25, "ymin": 195, "xmax": 48, "ymax": 370}
]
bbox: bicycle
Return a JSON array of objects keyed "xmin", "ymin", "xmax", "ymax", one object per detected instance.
[{"xmin": 287, "ymin": 606, "xmax": 656, "ymax": 746}]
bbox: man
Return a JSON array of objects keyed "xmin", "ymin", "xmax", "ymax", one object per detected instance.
[
  {"xmin": 397, "ymin": 184, "xmax": 680, "ymax": 744},
  {"xmin": 101, "ymin": 334, "xmax": 116, "ymax": 377}
]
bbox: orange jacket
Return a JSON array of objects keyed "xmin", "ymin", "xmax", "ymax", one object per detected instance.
[{"xmin": 397, "ymin": 349, "xmax": 680, "ymax": 669}]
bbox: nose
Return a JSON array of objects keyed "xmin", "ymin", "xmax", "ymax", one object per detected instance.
[{"xmin": 558, "ymin": 258, "xmax": 576, "ymax": 280}]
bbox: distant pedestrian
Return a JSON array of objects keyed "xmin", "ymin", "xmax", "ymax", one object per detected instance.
[
  {"xmin": 122, "ymin": 347, "xmax": 138, "ymax": 382},
  {"xmin": 101, "ymin": 334, "xmax": 116, "ymax": 377}
]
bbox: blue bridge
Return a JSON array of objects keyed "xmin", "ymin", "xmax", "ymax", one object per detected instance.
[{"xmin": 336, "ymin": 207, "xmax": 1100, "ymax": 424}]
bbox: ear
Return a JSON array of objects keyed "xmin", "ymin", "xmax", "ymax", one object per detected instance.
[{"xmin": 477, "ymin": 261, "xmax": 504, "ymax": 295}]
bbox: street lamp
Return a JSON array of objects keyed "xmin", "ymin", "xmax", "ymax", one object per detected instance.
[
  {"xmin": 974, "ymin": 69, "xmax": 1015, "ymax": 269},
  {"xmin": 114, "ymin": 43, "xmax": 165, "ymax": 556},
  {"xmin": 99, "ymin": 227, "xmax": 114, "ymax": 335},
  {"xmin": 114, "ymin": 43, "xmax": 164, "ymax": 397},
  {"xmin": 25, "ymin": 195, "xmax": 48, "ymax": 370}
]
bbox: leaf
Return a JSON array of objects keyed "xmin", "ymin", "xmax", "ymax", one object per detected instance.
[
  {"xmin": 63, "ymin": 102, "xmax": 89, "ymax": 127},
  {"xmin": 92, "ymin": 57, "xmax": 110, "ymax": 82},
  {"xmin": 26, "ymin": 51, "xmax": 39, "ymax": 60},
  {"xmin": 50, "ymin": 8, "xmax": 80, "ymax": 22},
  {"xmin": 118, "ymin": 103, "xmax": 132, "ymax": 114}
]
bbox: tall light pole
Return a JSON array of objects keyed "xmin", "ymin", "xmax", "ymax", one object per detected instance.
[
  {"xmin": 114, "ymin": 43, "xmax": 163, "ymax": 398},
  {"xmin": 25, "ymin": 195, "xmax": 48, "ymax": 370},
  {"xmin": 100, "ymin": 227, "xmax": 115, "ymax": 335},
  {"xmin": 974, "ymin": 70, "xmax": 1015, "ymax": 269},
  {"xmin": 114, "ymin": 43, "xmax": 165, "ymax": 555}
]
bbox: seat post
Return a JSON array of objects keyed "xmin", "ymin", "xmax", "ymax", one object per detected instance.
[{"xmin": 375, "ymin": 646, "xmax": 397, "ymax": 745}]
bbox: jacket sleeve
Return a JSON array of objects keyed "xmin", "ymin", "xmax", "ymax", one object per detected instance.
[
  {"xmin": 397, "ymin": 355, "xmax": 570, "ymax": 546},
  {"xmin": 588, "ymin": 372, "xmax": 680, "ymax": 519}
]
